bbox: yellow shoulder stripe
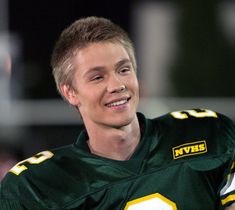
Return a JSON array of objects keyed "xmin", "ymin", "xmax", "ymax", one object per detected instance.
[{"xmin": 221, "ymin": 194, "xmax": 235, "ymax": 205}]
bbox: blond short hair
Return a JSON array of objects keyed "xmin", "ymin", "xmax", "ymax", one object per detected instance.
[{"xmin": 51, "ymin": 16, "xmax": 137, "ymax": 96}]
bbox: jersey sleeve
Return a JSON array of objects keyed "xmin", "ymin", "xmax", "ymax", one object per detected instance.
[
  {"xmin": 0, "ymin": 184, "xmax": 25, "ymax": 210},
  {"xmin": 218, "ymin": 114, "xmax": 235, "ymax": 208},
  {"xmin": 0, "ymin": 199, "xmax": 25, "ymax": 210},
  {"xmin": 220, "ymin": 160, "xmax": 235, "ymax": 207}
]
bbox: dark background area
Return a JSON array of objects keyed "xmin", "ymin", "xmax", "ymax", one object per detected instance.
[
  {"xmin": 9, "ymin": 0, "xmax": 133, "ymax": 99},
  {"xmin": 8, "ymin": 0, "xmax": 235, "ymax": 100}
]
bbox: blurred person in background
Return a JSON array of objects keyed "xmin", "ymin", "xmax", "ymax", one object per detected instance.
[
  {"xmin": 0, "ymin": 16, "xmax": 235, "ymax": 210},
  {"xmin": 0, "ymin": 149, "xmax": 18, "ymax": 182}
]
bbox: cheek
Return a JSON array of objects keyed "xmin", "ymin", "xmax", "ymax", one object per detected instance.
[
  {"xmin": 79, "ymin": 87, "xmax": 104, "ymax": 106},
  {"xmin": 132, "ymin": 79, "xmax": 140, "ymax": 102},
  {"xmin": 129, "ymin": 77, "xmax": 139, "ymax": 93}
]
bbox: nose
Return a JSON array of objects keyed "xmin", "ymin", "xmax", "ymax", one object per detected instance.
[{"xmin": 107, "ymin": 74, "xmax": 126, "ymax": 93}]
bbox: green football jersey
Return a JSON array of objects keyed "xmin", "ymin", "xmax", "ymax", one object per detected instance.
[{"xmin": 1, "ymin": 109, "xmax": 235, "ymax": 210}]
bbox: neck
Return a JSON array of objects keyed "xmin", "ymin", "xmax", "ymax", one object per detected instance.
[{"xmin": 86, "ymin": 115, "xmax": 140, "ymax": 161}]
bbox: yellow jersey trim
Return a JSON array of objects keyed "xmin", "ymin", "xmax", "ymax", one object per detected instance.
[
  {"xmin": 124, "ymin": 193, "xmax": 177, "ymax": 210},
  {"xmin": 221, "ymin": 194, "xmax": 235, "ymax": 205}
]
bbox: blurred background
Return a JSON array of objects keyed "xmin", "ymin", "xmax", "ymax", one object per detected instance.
[{"xmin": 0, "ymin": 0, "xmax": 235, "ymax": 180}]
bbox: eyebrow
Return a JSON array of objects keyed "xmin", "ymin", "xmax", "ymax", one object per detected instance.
[
  {"xmin": 84, "ymin": 58, "xmax": 132, "ymax": 77},
  {"xmin": 114, "ymin": 59, "xmax": 132, "ymax": 69}
]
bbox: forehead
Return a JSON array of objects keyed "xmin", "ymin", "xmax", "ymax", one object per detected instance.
[{"xmin": 72, "ymin": 42, "xmax": 130, "ymax": 72}]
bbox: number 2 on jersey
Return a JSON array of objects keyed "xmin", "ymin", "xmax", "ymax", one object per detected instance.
[
  {"xmin": 171, "ymin": 109, "xmax": 217, "ymax": 119},
  {"xmin": 9, "ymin": 151, "xmax": 54, "ymax": 175}
]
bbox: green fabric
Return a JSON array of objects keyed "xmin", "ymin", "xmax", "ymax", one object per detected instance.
[
  {"xmin": 0, "ymin": 110, "xmax": 235, "ymax": 210},
  {"xmin": 0, "ymin": 199, "xmax": 25, "ymax": 210}
]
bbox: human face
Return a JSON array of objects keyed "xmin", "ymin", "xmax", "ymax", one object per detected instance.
[{"xmin": 68, "ymin": 42, "xmax": 139, "ymax": 129}]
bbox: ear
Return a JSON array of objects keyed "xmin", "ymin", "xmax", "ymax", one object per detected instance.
[{"xmin": 60, "ymin": 84, "xmax": 80, "ymax": 106}]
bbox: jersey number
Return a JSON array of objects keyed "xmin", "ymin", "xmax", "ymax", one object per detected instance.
[
  {"xmin": 171, "ymin": 109, "xmax": 217, "ymax": 119},
  {"xmin": 124, "ymin": 193, "xmax": 177, "ymax": 210},
  {"xmin": 9, "ymin": 151, "xmax": 54, "ymax": 175}
]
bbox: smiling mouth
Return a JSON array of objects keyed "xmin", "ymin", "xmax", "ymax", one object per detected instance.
[{"xmin": 106, "ymin": 97, "xmax": 131, "ymax": 108}]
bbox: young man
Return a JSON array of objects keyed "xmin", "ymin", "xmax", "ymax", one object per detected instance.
[{"xmin": 1, "ymin": 16, "xmax": 235, "ymax": 210}]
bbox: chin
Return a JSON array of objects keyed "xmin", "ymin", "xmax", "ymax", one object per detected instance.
[{"xmin": 108, "ymin": 113, "xmax": 136, "ymax": 128}]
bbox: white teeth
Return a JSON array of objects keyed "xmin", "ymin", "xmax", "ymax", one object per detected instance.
[{"xmin": 107, "ymin": 99, "xmax": 127, "ymax": 107}]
